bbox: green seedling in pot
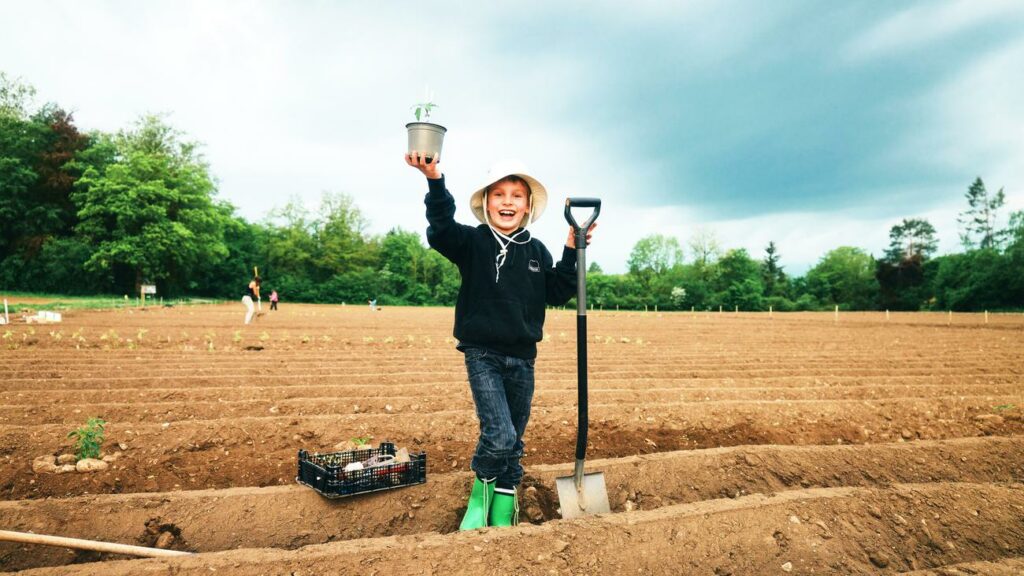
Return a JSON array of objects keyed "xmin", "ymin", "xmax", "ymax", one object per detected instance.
[{"xmin": 411, "ymin": 101, "xmax": 438, "ymax": 122}]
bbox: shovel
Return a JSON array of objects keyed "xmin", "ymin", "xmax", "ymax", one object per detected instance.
[{"xmin": 556, "ymin": 197, "xmax": 611, "ymax": 519}]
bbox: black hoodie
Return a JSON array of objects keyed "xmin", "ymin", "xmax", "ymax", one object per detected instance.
[{"xmin": 424, "ymin": 176, "xmax": 577, "ymax": 359}]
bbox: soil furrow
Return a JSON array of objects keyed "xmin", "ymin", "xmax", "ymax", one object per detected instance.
[
  {"xmin": 2, "ymin": 436, "xmax": 1022, "ymax": 571},
  {"xmin": 3, "ymin": 396, "xmax": 1021, "ymax": 500},
  {"xmin": 11, "ymin": 482, "xmax": 1024, "ymax": 575}
]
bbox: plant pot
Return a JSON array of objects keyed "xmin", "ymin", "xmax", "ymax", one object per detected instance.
[{"xmin": 406, "ymin": 121, "xmax": 447, "ymax": 163}]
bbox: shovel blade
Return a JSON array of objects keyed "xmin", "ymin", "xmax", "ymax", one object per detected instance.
[{"xmin": 555, "ymin": 471, "xmax": 611, "ymax": 519}]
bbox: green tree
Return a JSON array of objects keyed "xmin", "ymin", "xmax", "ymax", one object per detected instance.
[
  {"xmin": 712, "ymin": 248, "xmax": 765, "ymax": 310},
  {"xmin": 314, "ymin": 191, "xmax": 374, "ymax": 275},
  {"xmin": 885, "ymin": 218, "xmax": 937, "ymax": 262},
  {"xmin": 72, "ymin": 114, "xmax": 230, "ymax": 294},
  {"xmin": 929, "ymin": 250, "xmax": 1016, "ymax": 311},
  {"xmin": 687, "ymin": 227, "xmax": 721, "ymax": 267},
  {"xmin": 627, "ymin": 234, "xmax": 683, "ymax": 289},
  {"xmin": 958, "ymin": 177, "xmax": 1006, "ymax": 250},
  {"xmin": 761, "ymin": 241, "xmax": 788, "ymax": 297},
  {"xmin": 805, "ymin": 246, "xmax": 878, "ymax": 310},
  {"xmin": 0, "ymin": 72, "xmax": 35, "ymax": 118},
  {"xmin": 264, "ymin": 198, "xmax": 318, "ymax": 280},
  {"xmin": 877, "ymin": 218, "xmax": 938, "ymax": 311}
]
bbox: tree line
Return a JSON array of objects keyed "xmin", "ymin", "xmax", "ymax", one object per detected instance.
[{"xmin": 1, "ymin": 72, "xmax": 1021, "ymax": 311}]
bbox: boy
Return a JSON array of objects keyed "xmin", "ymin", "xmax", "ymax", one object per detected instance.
[{"xmin": 405, "ymin": 152, "xmax": 595, "ymax": 530}]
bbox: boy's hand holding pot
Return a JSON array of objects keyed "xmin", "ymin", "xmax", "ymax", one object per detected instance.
[{"xmin": 405, "ymin": 151, "xmax": 441, "ymax": 180}]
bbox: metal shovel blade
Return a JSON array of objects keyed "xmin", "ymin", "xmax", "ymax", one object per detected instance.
[{"xmin": 555, "ymin": 461, "xmax": 611, "ymax": 519}]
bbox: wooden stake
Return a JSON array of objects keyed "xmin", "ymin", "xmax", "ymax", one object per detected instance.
[
  {"xmin": 0, "ymin": 529, "xmax": 192, "ymax": 558},
  {"xmin": 834, "ymin": 305, "xmax": 839, "ymax": 323},
  {"xmin": 985, "ymin": 310, "xmax": 989, "ymax": 324},
  {"xmin": 885, "ymin": 309, "xmax": 890, "ymax": 321}
]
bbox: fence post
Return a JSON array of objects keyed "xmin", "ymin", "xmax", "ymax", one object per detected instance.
[
  {"xmin": 947, "ymin": 310, "xmax": 952, "ymax": 326},
  {"xmin": 885, "ymin": 309, "xmax": 890, "ymax": 322},
  {"xmin": 834, "ymin": 305, "xmax": 839, "ymax": 323},
  {"xmin": 769, "ymin": 305, "xmax": 773, "ymax": 319},
  {"xmin": 985, "ymin": 310, "xmax": 989, "ymax": 324}
]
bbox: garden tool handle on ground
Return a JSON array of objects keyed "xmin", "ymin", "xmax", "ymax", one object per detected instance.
[{"xmin": 564, "ymin": 197, "xmax": 602, "ymax": 465}]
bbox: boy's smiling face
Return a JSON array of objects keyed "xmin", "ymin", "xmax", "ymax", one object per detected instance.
[{"xmin": 486, "ymin": 178, "xmax": 530, "ymax": 235}]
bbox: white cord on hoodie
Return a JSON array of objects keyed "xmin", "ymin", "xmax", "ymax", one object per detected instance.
[
  {"xmin": 483, "ymin": 189, "xmax": 535, "ymax": 283},
  {"xmin": 490, "ymin": 227, "xmax": 531, "ymax": 283}
]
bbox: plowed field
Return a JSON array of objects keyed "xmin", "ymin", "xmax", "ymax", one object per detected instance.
[{"xmin": 1, "ymin": 304, "xmax": 1022, "ymax": 574}]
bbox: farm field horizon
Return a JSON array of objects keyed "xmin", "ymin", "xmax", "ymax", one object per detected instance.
[{"xmin": 1, "ymin": 303, "xmax": 1022, "ymax": 574}]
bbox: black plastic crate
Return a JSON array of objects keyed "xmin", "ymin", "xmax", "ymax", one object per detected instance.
[{"xmin": 297, "ymin": 441, "xmax": 427, "ymax": 499}]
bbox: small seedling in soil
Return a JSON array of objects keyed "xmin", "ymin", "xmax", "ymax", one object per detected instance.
[
  {"xmin": 993, "ymin": 404, "xmax": 1016, "ymax": 411},
  {"xmin": 68, "ymin": 417, "xmax": 106, "ymax": 460},
  {"xmin": 233, "ymin": 330, "xmax": 242, "ymax": 343},
  {"xmin": 351, "ymin": 436, "xmax": 373, "ymax": 448}
]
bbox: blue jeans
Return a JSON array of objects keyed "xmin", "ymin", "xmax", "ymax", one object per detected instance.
[{"xmin": 462, "ymin": 346, "xmax": 535, "ymax": 487}]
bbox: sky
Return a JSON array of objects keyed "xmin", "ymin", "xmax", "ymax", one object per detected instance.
[{"xmin": 1, "ymin": 0, "xmax": 1022, "ymax": 274}]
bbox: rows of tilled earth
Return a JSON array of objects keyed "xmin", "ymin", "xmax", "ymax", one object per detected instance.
[{"xmin": 1, "ymin": 304, "xmax": 1022, "ymax": 574}]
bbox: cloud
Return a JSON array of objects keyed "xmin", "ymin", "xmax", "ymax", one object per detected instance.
[
  {"xmin": 1, "ymin": 2, "xmax": 1021, "ymax": 275},
  {"xmin": 843, "ymin": 0, "xmax": 1024, "ymax": 62}
]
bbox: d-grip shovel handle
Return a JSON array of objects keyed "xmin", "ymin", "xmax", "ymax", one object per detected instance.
[
  {"xmin": 564, "ymin": 197, "xmax": 601, "ymax": 464},
  {"xmin": 564, "ymin": 198, "xmax": 601, "ymax": 249}
]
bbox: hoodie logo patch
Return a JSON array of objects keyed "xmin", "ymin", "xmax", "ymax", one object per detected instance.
[{"xmin": 528, "ymin": 259, "xmax": 541, "ymax": 272}]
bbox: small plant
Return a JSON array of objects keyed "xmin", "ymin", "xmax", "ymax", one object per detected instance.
[
  {"xmin": 411, "ymin": 100, "xmax": 438, "ymax": 122},
  {"xmin": 68, "ymin": 417, "xmax": 106, "ymax": 460},
  {"xmin": 136, "ymin": 328, "xmax": 148, "ymax": 341},
  {"xmin": 233, "ymin": 330, "xmax": 243, "ymax": 344},
  {"xmin": 259, "ymin": 331, "xmax": 270, "ymax": 342},
  {"xmin": 994, "ymin": 404, "xmax": 1016, "ymax": 411},
  {"xmin": 350, "ymin": 435, "xmax": 373, "ymax": 448}
]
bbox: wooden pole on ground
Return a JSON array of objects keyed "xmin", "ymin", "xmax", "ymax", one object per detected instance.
[{"xmin": 0, "ymin": 529, "xmax": 192, "ymax": 558}]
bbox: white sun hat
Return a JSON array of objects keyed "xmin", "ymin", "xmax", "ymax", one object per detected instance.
[{"xmin": 469, "ymin": 159, "xmax": 548, "ymax": 227}]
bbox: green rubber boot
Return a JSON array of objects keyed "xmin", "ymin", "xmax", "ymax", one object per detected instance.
[
  {"xmin": 459, "ymin": 476, "xmax": 495, "ymax": 531},
  {"xmin": 489, "ymin": 486, "xmax": 519, "ymax": 527}
]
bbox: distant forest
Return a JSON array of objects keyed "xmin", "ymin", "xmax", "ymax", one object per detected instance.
[{"xmin": 2, "ymin": 72, "xmax": 1021, "ymax": 311}]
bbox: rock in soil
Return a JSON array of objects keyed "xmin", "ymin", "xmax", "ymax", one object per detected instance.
[
  {"xmin": 76, "ymin": 458, "xmax": 109, "ymax": 472},
  {"xmin": 32, "ymin": 455, "xmax": 57, "ymax": 474},
  {"xmin": 155, "ymin": 531, "xmax": 176, "ymax": 549}
]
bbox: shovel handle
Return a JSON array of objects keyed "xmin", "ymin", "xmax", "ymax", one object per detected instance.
[
  {"xmin": 564, "ymin": 197, "xmax": 602, "ymax": 463},
  {"xmin": 564, "ymin": 198, "xmax": 601, "ymax": 250}
]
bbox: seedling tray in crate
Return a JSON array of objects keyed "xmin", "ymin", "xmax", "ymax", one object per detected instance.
[{"xmin": 297, "ymin": 441, "xmax": 427, "ymax": 499}]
